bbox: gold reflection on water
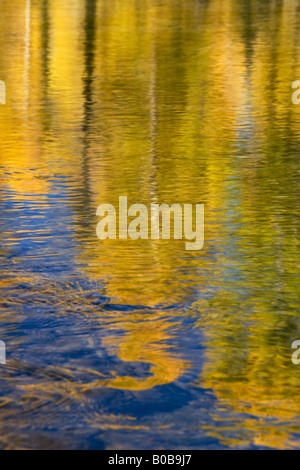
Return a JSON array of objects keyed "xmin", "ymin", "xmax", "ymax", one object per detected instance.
[
  {"xmin": 1, "ymin": 0, "xmax": 300, "ymax": 449},
  {"xmin": 99, "ymin": 313, "xmax": 188, "ymax": 390}
]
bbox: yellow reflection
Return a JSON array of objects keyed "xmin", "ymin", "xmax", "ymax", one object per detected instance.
[{"xmin": 1, "ymin": 0, "xmax": 300, "ymax": 448}]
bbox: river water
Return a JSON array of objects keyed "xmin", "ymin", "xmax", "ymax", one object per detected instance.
[{"xmin": 0, "ymin": 0, "xmax": 300, "ymax": 449}]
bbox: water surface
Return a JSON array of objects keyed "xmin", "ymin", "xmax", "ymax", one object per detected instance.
[{"xmin": 0, "ymin": 0, "xmax": 300, "ymax": 449}]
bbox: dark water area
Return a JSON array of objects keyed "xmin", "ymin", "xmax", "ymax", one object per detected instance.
[{"xmin": 0, "ymin": 0, "xmax": 300, "ymax": 449}]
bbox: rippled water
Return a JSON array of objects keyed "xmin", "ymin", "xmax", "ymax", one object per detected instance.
[{"xmin": 0, "ymin": 0, "xmax": 300, "ymax": 450}]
